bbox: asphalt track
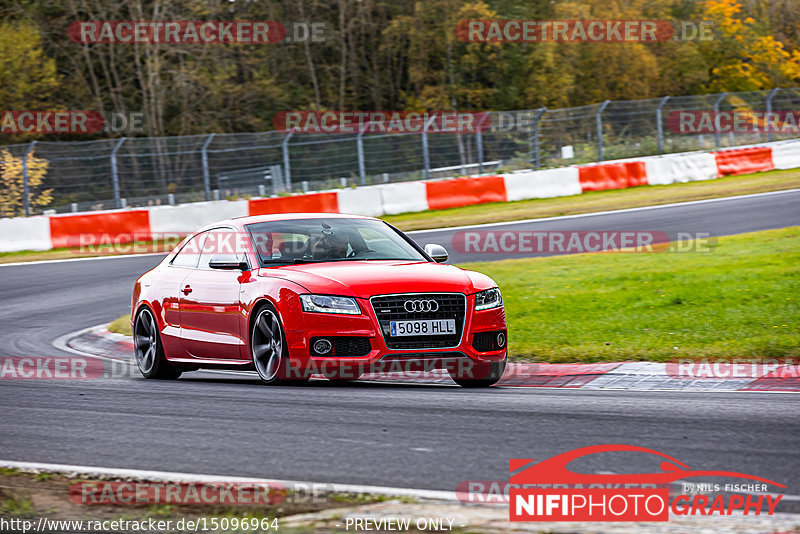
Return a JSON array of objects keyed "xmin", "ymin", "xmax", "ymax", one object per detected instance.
[{"xmin": 0, "ymin": 191, "xmax": 798, "ymax": 509}]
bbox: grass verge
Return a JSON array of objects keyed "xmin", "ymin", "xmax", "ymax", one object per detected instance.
[
  {"xmin": 108, "ymin": 228, "xmax": 799, "ymax": 363},
  {"xmin": 108, "ymin": 315, "xmax": 132, "ymax": 336},
  {"xmin": 463, "ymin": 227, "xmax": 799, "ymax": 362},
  {"xmin": 2, "ymin": 167, "xmax": 799, "ymax": 264},
  {"xmin": 0, "ymin": 469, "xmax": 400, "ymax": 531},
  {"xmin": 385, "ymin": 167, "xmax": 800, "ymax": 231}
]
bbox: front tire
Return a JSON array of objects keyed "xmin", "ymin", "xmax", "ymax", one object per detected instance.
[
  {"xmin": 134, "ymin": 307, "xmax": 181, "ymax": 380},
  {"xmin": 251, "ymin": 304, "xmax": 306, "ymax": 385},
  {"xmin": 449, "ymin": 357, "xmax": 506, "ymax": 388}
]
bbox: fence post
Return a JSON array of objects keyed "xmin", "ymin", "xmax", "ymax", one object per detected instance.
[
  {"xmin": 766, "ymin": 88, "xmax": 780, "ymax": 143},
  {"xmin": 422, "ymin": 113, "xmax": 436, "ymax": 179},
  {"xmin": 200, "ymin": 133, "xmax": 216, "ymax": 202},
  {"xmin": 475, "ymin": 113, "xmax": 490, "ymax": 174},
  {"xmin": 22, "ymin": 141, "xmax": 37, "ymax": 216},
  {"xmin": 109, "ymin": 137, "xmax": 126, "ymax": 209},
  {"xmin": 530, "ymin": 107, "xmax": 547, "ymax": 169},
  {"xmin": 357, "ymin": 124, "xmax": 367, "ymax": 186},
  {"xmin": 282, "ymin": 129, "xmax": 295, "ymax": 191},
  {"xmin": 713, "ymin": 92, "xmax": 727, "ymax": 148},
  {"xmin": 656, "ymin": 96, "xmax": 670, "ymax": 154},
  {"xmin": 596, "ymin": 100, "xmax": 610, "ymax": 162}
]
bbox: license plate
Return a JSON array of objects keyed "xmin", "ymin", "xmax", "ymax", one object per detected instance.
[{"xmin": 389, "ymin": 319, "xmax": 456, "ymax": 337}]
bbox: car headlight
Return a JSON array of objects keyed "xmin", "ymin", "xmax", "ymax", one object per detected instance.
[
  {"xmin": 300, "ymin": 294, "xmax": 361, "ymax": 315},
  {"xmin": 474, "ymin": 287, "xmax": 503, "ymax": 311}
]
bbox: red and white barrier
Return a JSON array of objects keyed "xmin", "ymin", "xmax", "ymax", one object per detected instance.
[
  {"xmin": 578, "ymin": 160, "xmax": 648, "ymax": 192},
  {"xmin": 336, "ymin": 185, "xmax": 384, "ymax": 217},
  {"xmin": 502, "ymin": 167, "xmax": 581, "ymax": 200},
  {"xmin": 425, "ymin": 175, "xmax": 506, "ymax": 210},
  {"xmin": 49, "ymin": 209, "xmax": 150, "ymax": 249},
  {"xmin": 378, "ymin": 181, "xmax": 429, "ymax": 215},
  {"xmin": 643, "ymin": 152, "xmax": 717, "ymax": 185},
  {"xmin": 3, "ymin": 139, "xmax": 799, "ymax": 252},
  {"xmin": 148, "ymin": 200, "xmax": 248, "ymax": 234},
  {"xmin": 0, "ymin": 216, "xmax": 52, "ymax": 252},
  {"xmin": 771, "ymin": 140, "xmax": 800, "ymax": 170}
]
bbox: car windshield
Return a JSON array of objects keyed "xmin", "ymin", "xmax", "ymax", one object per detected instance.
[{"xmin": 245, "ymin": 218, "xmax": 428, "ymax": 266}]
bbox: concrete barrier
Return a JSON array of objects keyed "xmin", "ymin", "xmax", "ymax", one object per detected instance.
[
  {"xmin": 49, "ymin": 209, "xmax": 150, "ymax": 249},
  {"xmin": 148, "ymin": 200, "xmax": 248, "ymax": 234},
  {"xmin": 644, "ymin": 153, "xmax": 718, "ymax": 185},
  {"xmin": 578, "ymin": 161, "xmax": 648, "ymax": 192},
  {"xmin": 504, "ymin": 167, "xmax": 581, "ymax": 200},
  {"xmin": 425, "ymin": 175, "xmax": 506, "ymax": 210},
  {"xmin": 378, "ymin": 181, "xmax": 429, "ymax": 215},
  {"xmin": 337, "ymin": 186, "xmax": 385, "ymax": 217},
  {"xmin": 0, "ymin": 216, "xmax": 52, "ymax": 252},
  {"xmin": 771, "ymin": 140, "xmax": 800, "ymax": 170}
]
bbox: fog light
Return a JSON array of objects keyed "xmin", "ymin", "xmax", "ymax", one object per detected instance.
[
  {"xmin": 496, "ymin": 332, "xmax": 506, "ymax": 348},
  {"xmin": 313, "ymin": 338, "xmax": 333, "ymax": 355}
]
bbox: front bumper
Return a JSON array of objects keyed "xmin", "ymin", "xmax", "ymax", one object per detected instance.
[{"xmin": 284, "ymin": 293, "xmax": 507, "ymax": 372}]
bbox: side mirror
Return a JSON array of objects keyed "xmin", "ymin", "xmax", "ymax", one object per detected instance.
[
  {"xmin": 424, "ymin": 243, "xmax": 449, "ymax": 263},
  {"xmin": 208, "ymin": 256, "xmax": 248, "ymax": 270}
]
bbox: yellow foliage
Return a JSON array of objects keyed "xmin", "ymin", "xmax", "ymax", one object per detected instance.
[
  {"xmin": 703, "ymin": 0, "xmax": 800, "ymax": 90},
  {"xmin": 0, "ymin": 149, "xmax": 52, "ymax": 217}
]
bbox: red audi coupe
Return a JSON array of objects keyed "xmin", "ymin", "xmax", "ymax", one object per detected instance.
[{"xmin": 131, "ymin": 213, "xmax": 507, "ymax": 387}]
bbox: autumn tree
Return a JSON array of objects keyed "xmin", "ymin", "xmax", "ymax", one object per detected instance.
[
  {"xmin": 0, "ymin": 149, "xmax": 52, "ymax": 217},
  {"xmin": 700, "ymin": 0, "xmax": 800, "ymax": 91}
]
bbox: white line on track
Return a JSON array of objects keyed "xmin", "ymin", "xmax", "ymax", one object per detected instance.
[
  {"xmin": 51, "ymin": 324, "xmax": 255, "ymax": 378},
  {"xmin": 0, "ymin": 251, "xmax": 165, "ymax": 268},
  {"xmin": 0, "ymin": 460, "xmax": 459, "ymax": 502},
  {"xmin": 3, "ymin": 188, "xmax": 798, "ymax": 267}
]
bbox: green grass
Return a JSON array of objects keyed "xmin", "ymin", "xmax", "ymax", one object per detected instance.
[
  {"xmin": 462, "ymin": 227, "xmax": 799, "ymax": 362},
  {"xmin": 108, "ymin": 315, "xmax": 132, "ymax": 336},
  {"xmin": 0, "ymin": 496, "xmax": 35, "ymax": 515}
]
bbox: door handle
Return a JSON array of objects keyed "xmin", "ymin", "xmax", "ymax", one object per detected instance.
[{"xmin": 182, "ymin": 285, "xmax": 193, "ymax": 295}]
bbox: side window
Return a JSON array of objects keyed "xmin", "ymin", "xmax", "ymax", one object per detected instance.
[
  {"xmin": 171, "ymin": 233, "xmax": 206, "ymax": 268},
  {"xmin": 198, "ymin": 228, "xmax": 247, "ymax": 270}
]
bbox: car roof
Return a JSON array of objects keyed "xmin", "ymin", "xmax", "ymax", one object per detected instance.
[{"xmin": 199, "ymin": 212, "xmax": 378, "ymax": 232}]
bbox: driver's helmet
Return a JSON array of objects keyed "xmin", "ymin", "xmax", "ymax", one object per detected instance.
[{"xmin": 312, "ymin": 228, "xmax": 349, "ymax": 259}]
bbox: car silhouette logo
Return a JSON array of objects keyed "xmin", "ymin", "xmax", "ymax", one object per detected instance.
[
  {"xmin": 510, "ymin": 444, "xmax": 785, "ymax": 487},
  {"xmin": 404, "ymin": 299, "xmax": 439, "ymax": 313}
]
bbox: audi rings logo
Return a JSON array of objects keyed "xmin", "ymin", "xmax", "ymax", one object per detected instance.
[{"xmin": 404, "ymin": 299, "xmax": 439, "ymax": 313}]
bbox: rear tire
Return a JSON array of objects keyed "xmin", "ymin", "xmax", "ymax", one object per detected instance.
[
  {"xmin": 134, "ymin": 307, "xmax": 181, "ymax": 380},
  {"xmin": 449, "ymin": 357, "xmax": 506, "ymax": 388}
]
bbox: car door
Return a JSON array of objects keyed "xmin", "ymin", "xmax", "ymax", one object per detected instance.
[
  {"xmin": 179, "ymin": 228, "xmax": 247, "ymax": 360},
  {"xmin": 155, "ymin": 232, "xmax": 206, "ymax": 358}
]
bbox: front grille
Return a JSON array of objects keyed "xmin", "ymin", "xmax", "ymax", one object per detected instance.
[
  {"xmin": 310, "ymin": 336, "xmax": 372, "ymax": 357},
  {"xmin": 472, "ymin": 330, "xmax": 506, "ymax": 352},
  {"xmin": 370, "ymin": 293, "xmax": 466, "ymax": 349}
]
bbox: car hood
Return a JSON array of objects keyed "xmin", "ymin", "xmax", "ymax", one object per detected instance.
[{"xmin": 257, "ymin": 260, "xmax": 495, "ymax": 298}]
